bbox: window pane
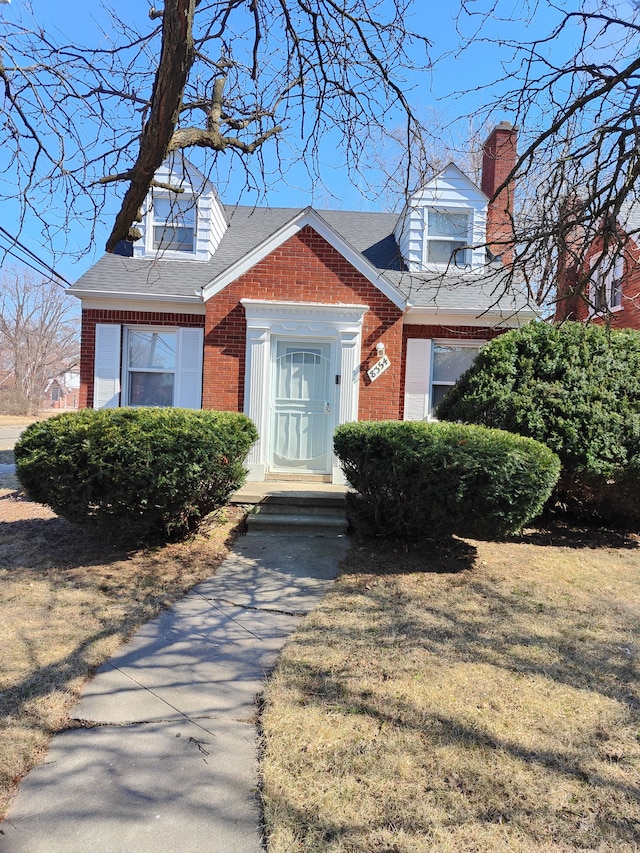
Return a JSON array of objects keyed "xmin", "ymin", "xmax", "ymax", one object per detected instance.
[
  {"xmin": 128, "ymin": 331, "xmax": 176, "ymax": 369},
  {"xmin": 593, "ymin": 279, "xmax": 606, "ymax": 312},
  {"xmin": 153, "ymin": 196, "xmax": 195, "ymax": 226},
  {"xmin": 610, "ymin": 278, "xmax": 623, "ymax": 308},
  {"xmin": 153, "ymin": 225, "xmax": 194, "ymax": 252},
  {"xmin": 427, "ymin": 240, "xmax": 468, "ymax": 266},
  {"xmin": 128, "ymin": 372, "xmax": 174, "ymax": 406},
  {"xmin": 432, "ymin": 345, "xmax": 480, "ymax": 383},
  {"xmin": 431, "ymin": 384, "xmax": 453, "ymax": 411},
  {"xmin": 610, "ymin": 259, "xmax": 623, "ymax": 308},
  {"xmin": 152, "ymin": 196, "xmax": 196, "ymax": 251},
  {"xmin": 428, "ymin": 210, "xmax": 468, "ymax": 238}
]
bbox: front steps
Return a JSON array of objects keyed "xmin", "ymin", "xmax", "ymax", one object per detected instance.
[{"xmin": 231, "ymin": 483, "xmax": 349, "ymax": 536}]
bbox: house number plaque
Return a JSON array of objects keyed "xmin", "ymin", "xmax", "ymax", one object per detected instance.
[{"xmin": 367, "ymin": 354, "xmax": 391, "ymax": 383}]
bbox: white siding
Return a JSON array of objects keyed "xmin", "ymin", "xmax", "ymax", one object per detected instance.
[
  {"xmin": 403, "ymin": 338, "xmax": 431, "ymax": 421},
  {"xmin": 394, "ymin": 164, "xmax": 488, "ymax": 272},
  {"xmin": 94, "ymin": 324, "xmax": 121, "ymax": 409}
]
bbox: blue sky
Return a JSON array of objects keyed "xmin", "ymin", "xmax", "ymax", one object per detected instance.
[{"xmin": 0, "ymin": 1, "xmax": 590, "ymax": 284}]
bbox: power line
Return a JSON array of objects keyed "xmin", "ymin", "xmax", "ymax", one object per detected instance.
[{"xmin": 0, "ymin": 225, "xmax": 71, "ymax": 286}]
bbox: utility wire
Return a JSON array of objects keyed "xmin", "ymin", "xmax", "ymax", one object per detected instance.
[{"xmin": 0, "ymin": 225, "xmax": 71, "ymax": 287}]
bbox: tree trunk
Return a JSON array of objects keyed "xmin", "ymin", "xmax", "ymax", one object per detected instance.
[{"xmin": 105, "ymin": 0, "xmax": 197, "ymax": 253}]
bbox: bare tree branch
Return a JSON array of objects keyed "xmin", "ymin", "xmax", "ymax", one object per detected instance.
[
  {"xmin": 0, "ymin": 0, "xmax": 431, "ymax": 258},
  {"xmin": 106, "ymin": 0, "xmax": 197, "ymax": 251},
  {"xmin": 0, "ymin": 267, "xmax": 79, "ymax": 415},
  {"xmin": 453, "ymin": 1, "xmax": 640, "ymax": 310}
]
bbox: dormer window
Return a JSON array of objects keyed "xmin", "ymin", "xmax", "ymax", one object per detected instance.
[
  {"xmin": 132, "ymin": 158, "xmax": 228, "ymax": 261},
  {"xmin": 152, "ymin": 195, "xmax": 196, "ymax": 253},
  {"xmin": 426, "ymin": 209, "xmax": 470, "ymax": 267}
]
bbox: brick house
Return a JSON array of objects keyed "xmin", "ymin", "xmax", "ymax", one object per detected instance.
[
  {"xmin": 69, "ymin": 122, "xmax": 535, "ymax": 483},
  {"xmin": 43, "ymin": 371, "xmax": 80, "ymax": 410},
  {"xmin": 555, "ymin": 201, "xmax": 640, "ymax": 327}
]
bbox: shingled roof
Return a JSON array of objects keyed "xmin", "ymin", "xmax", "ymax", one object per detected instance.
[{"xmin": 69, "ymin": 204, "xmax": 533, "ymax": 318}]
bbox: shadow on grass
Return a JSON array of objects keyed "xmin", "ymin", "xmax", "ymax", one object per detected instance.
[
  {"xmin": 265, "ymin": 559, "xmax": 640, "ymax": 849},
  {"xmin": 345, "ymin": 534, "xmax": 478, "ymax": 575},
  {"xmin": 326, "ymin": 543, "xmax": 640, "ymax": 711},
  {"xmin": 345, "ymin": 521, "xmax": 639, "ymax": 572},
  {"xmin": 0, "ymin": 510, "xmax": 138, "ymax": 570},
  {"xmin": 0, "ymin": 493, "xmax": 243, "ymax": 572},
  {"xmin": 517, "ymin": 521, "xmax": 640, "ymax": 550},
  {"xmin": 264, "ymin": 692, "xmax": 640, "ymax": 848}
]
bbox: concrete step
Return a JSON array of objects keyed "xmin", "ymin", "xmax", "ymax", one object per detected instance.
[
  {"xmin": 248, "ymin": 502, "xmax": 344, "ymax": 517},
  {"xmin": 246, "ymin": 509, "xmax": 348, "ymax": 536},
  {"xmin": 233, "ymin": 482, "xmax": 350, "ymax": 537}
]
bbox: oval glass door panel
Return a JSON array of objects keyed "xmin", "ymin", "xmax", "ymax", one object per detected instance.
[{"xmin": 272, "ymin": 341, "xmax": 333, "ymax": 474}]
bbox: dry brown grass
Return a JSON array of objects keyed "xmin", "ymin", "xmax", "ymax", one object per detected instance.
[
  {"xmin": 261, "ymin": 529, "xmax": 640, "ymax": 852},
  {"xmin": 0, "ymin": 415, "xmax": 41, "ymax": 427},
  {"xmin": 0, "ymin": 486, "xmax": 246, "ymax": 819}
]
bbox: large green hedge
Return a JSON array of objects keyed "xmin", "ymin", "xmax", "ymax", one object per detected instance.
[
  {"xmin": 436, "ymin": 321, "xmax": 640, "ymax": 519},
  {"xmin": 334, "ymin": 420, "xmax": 560, "ymax": 541},
  {"xmin": 15, "ymin": 408, "xmax": 258, "ymax": 543}
]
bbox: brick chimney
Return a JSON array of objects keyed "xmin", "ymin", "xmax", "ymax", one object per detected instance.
[{"xmin": 481, "ymin": 121, "xmax": 517, "ymax": 265}]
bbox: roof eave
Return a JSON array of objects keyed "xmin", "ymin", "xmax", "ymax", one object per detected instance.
[{"xmin": 68, "ymin": 288, "xmax": 204, "ymax": 304}]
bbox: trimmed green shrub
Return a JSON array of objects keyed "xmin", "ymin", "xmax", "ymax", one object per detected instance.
[
  {"xmin": 436, "ymin": 321, "xmax": 640, "ymax": 519},
  {"xmin": 14, "ymin": 408, "xmax": 258, "ymax": 543},
  {"xmin": 333, "ymin": 420, "xmax": 560, "ymax": 541}
]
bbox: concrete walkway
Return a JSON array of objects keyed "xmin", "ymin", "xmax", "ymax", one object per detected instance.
[{"xmin": 2, "ymin": 533, "xmax": 347, "ymax": 852}]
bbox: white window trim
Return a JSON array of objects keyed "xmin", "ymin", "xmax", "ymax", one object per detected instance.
[
  {"xmin": 147, "ymin": 192, "xmax": 197, "ymax": 258},
  {"xmin": 589, "ymin": 253, "xmax": 624, "ymax": 315},
  {"xmin": 430, "ymin": 339, "xmax": 485, "ymax": 416},
  {"xmin": 422, "ymin": 207, "xmax": 472, "ymax": 271}
]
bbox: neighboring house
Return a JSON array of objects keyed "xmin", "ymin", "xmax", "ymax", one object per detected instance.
[
  {"xmin": 69, "ymin": 122, "xmax": 535, "ymax": 484},
  {"xmin": 555, "ymin": 201, "xmax": 640, "ymax": 327},
  {"xmin": 43, "ymin": 371, "xmax": 80, "ymax": 410}
]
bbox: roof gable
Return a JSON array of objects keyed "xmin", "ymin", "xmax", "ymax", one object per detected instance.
[
  {"xmin": 413, "ymin": 163, "xmax": 487, "ymax": 204},
  {"xmin": 200, "ymin": 207, "xmax": 407, "ymax": 309}
]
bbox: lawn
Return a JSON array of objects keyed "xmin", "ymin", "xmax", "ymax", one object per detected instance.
[
  {"xmin": 2, "ymin": 472, "xmax": 639, "ymax": 850},
  {"xmin": 261, "ymin": 530, "xmax": 640, "ymax": 852},
  {"xmin": 0, "ymin": 481, "xmax": 245, "ymax": 819}
]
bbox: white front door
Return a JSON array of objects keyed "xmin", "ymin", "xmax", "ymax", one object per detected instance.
[{"xmin": 271, "ymin": 339, "xmax": 334, "ymax": 475}]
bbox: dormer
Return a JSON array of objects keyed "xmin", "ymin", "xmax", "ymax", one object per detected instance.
[
  {"xmin": 133, "ymin": 156, "xmax": 228, "ymax": 262},
  {"xmin": 394, "ymin": 163, "xmax": 488, "ymax": 273},
  {"xmin": 395, "ymin": 123, "xmax": 518, "ymax": 274}
]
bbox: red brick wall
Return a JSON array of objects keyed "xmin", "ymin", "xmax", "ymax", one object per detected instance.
[
  {"xmin": 481, "ymin": 123, "xmax": 517, "ymax": 265},
  {"xmin": 400, "ymin": 325, "xmax": 506, "ymax": 418},
  {"xmin": 80, "ymin": 232, "xmax": 510, "ymax": 420},
  {"xmin": 555, "ymin": 234, "xmax": 640, "ymax": 328},
  {"xmin": 202, "ymin": 225, "xmax": 404, "ymax": 419},
  {"xmin": 80, "ymin": 309, "xmax": 205, "ymax": 408}
]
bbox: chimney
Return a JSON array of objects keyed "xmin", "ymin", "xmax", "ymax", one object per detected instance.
[{"xmin": 481, "ymin": 121, "xmax": 517, "ymax": 265}]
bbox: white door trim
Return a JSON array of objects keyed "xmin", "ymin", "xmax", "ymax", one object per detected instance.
[{"xmin": 241, "ymin": 299, "xmax": 368, "ymax": 483}]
